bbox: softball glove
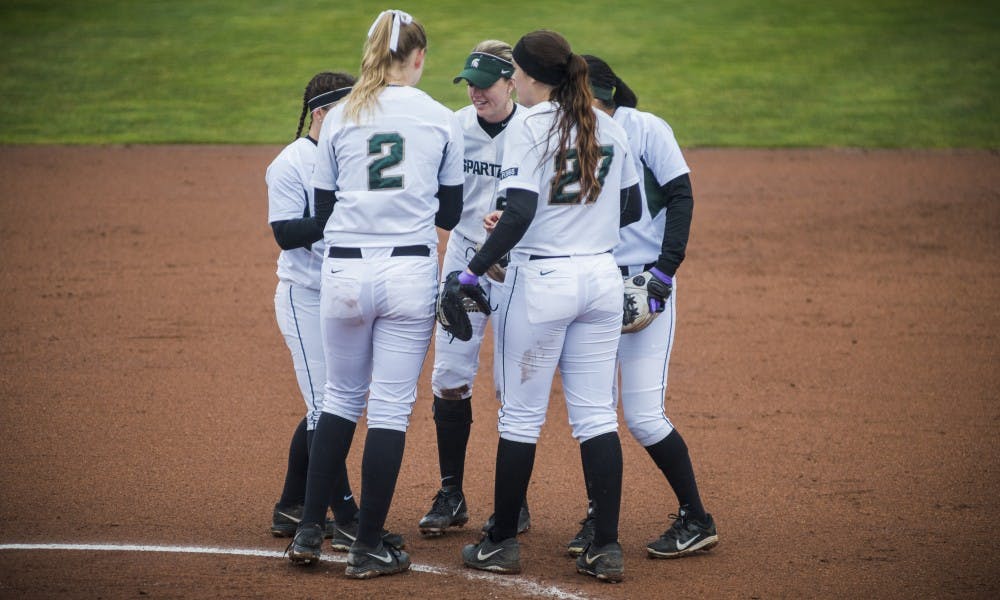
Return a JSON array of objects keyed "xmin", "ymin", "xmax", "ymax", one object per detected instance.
[
  {"xmin": 622, "ymin": 269, "xmax": 672, "ymax": 334},
  {"xmin": 437, "ymin": 271, "xmax": 492, "ymax": 341}
]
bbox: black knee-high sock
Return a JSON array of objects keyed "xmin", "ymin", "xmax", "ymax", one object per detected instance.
[
  {"xmin": 645, "ymin": 429, "xmax": 706, "ymax": 520},
  {"xmin": 302, "ymin": 413, "xmax": 356, "ymax": 525},
  {"xmin": 307, "ymin": 427, "xmax": 359, "ymax": 524},
  {"xmin": 331, "ymin": 472, "xmax": 360, "ymax": 525},
  {"xmin": 433, "ymin": 395, "xmax": 472, "ymax": 490},
  {"xmin": 491, "ymin": 437, "xmax": 536, "ymax": 542},
  {"xmin": 578, "ymin": 452, "xmax": 596, "ymax": 517},
  {"xmin": 357, "ymin": 428, "xmax": 406, "ymax": 547},
  {"xmin": 580, "ymin": 432, "xmax": 623, "ymax": 547},
  {"xmin": 278, "ymin": 417, "xmax": 309, "ymax": 507}
]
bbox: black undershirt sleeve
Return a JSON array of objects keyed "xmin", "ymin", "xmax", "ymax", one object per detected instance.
[
  {"xmin": 314, "ymin": 188, "xmax": 337, "ymax": 225},
  {"xmin": 434, "ymin": 184, "xmax": 463, "ymax": 230},
  {"xmin": 620, "ymin": 183, "xmax": 641, "ymax": 228},
  {"xmin": 467, "ymin": 188, "xmax": 538, "ymax": 275},
  {"xmin": 269, "ymin": 187, "xmax": 339, "ymax": 250},
  {"xmin": 270, "ymin": 219, "xmax": 324, "ymax": 250},
  {"xmin": 654, "ymin": 173, "xmax": 694, "ymax": 276}
]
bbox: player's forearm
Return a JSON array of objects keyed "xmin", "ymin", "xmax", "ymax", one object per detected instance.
[
  {"xmin": 434, "ymin": 184, "xmax": 464, "ymax": 230},
  {"xmin": 270, "ymin": 219, "xmax": 324, "ymax": 250},
  {"xmin": 467, "ymin": 188, "xmax": 537, "ymax": 275},
  {"xmin": 655, "ymin": 173, "xmax": 693, "ymax": 275}
]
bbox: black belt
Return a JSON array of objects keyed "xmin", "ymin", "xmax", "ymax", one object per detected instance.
[
  {"xmin": 530, "ymin": 249, "xmax": 612, "ymax": 261},
  {"xmin": 529, "ymin": 254, "xmax": 569, "ymax": 261},
  {"xmin": 328, "ymin": 245, "xmax": 430, "ymax": 258},
  {"xmin": 620, "ymin": 262, "xmax": 656, "ymax": 277}
]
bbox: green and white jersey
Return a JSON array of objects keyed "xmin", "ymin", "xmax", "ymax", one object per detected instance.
[
  {"xmin": 312, "ymin": 86, "xmax": 465, "ymax": 248},
  {"xmin": 452, "ymin": 104, "xmax": 518, "ymax": 244},
  {"xmin": 611, "ymin": 106, "xmax": 690, "ymax": 268},
  {"xmin": 497, "ymin": 101, "xmax": 639, "ymax": 260}
]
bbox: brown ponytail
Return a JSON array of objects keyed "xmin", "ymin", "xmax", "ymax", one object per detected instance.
[
  {"xmin": 550, "ymin": 53, "xmax": 601, "ymax": 203},
  {"xmin": 515, "ymin": 30, "xmax": 602, "ymax": 203}
]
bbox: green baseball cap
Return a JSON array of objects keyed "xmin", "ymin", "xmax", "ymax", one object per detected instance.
[{"xmin": 453, "ymin": 52, "xmax": 514, "ymax": 88}]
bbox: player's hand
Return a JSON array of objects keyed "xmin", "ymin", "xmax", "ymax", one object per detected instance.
[
  {"xmin": 483, "ymin": 210, "xmax": 502, "ymax": 234},
  {"xmin": 646, "ymin": 267, "xmax": 673, "ymax": 313}
]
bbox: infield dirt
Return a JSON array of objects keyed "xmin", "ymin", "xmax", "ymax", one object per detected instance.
[{"xmin": 0, "ymin": 146, "xmax": 997, "ymax": 598}]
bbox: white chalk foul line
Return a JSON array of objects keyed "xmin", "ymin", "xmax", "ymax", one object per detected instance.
[{"xmin": 0, "ymin": 543, "xmax": 592, "ymax": 600}]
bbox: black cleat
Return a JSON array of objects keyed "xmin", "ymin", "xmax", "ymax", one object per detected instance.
[
  {"xmin": 286, "ymin": 522, "xmax": 324, "ymax": 566},
  {"xmin": 418, "ymin": 486, "xmax": 469, "ymax": 536},
  {"xmin": 646, "ymin": 508, "xmax": 719, "ymax": 559},
  {"xmin": 576, "ymin": 541, "xmax": 624, "ymax": 583},
  {"xmin": 461, "ymin": 535, "xmax": 521, "ymax": 574},
  {"xmin": 329, "ymin": 517, "xmax": 406, "ymax": 552},
  {"xmin": 566, "ymin": 514, "xmax": 596, "ymax": 556},
  {"xmin": 345, "ymin": 540, "xmax": 411, "ymax": 579}
]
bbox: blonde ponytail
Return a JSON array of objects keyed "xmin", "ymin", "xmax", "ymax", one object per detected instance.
[{"xmin": 344, "ymin": 11, "xmax": 427, "ymax": 124}]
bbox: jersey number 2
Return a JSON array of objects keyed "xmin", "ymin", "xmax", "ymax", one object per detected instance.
[
  {"xmin": 550, "ymin": 145, "xmax": 614, "ymax": 204},
  {"xmin": 368, "ymin": 133, "xmax": 404, "ymax": 190}
]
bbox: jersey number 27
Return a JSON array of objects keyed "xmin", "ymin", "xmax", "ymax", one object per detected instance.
[{"xmin": 550, "ymin": 145, "xmax": 614, "ymax": 204}]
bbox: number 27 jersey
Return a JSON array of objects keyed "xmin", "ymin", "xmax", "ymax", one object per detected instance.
[
  {"xmin": 311, "ymin": 86, "xmax": 465, "ymax": 248},
  {"xmin": 497, "ymin": 102, "xmax": 638, "ymax": 258}
]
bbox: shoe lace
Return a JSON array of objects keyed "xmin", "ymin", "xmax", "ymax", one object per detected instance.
[
  {"xmin": 661, "ymin": 512, "xmax": 688, "ymax": 538},
  {"xmin": 430, "ymin": 488, "xmax": 459, "ymax": 513}
]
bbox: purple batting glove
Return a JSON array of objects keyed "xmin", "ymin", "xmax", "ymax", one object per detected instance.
[
  {"xmin": 647, "ymin": 267, "xmax": 673, "ymax": 314},
  {"xmin": 458, "ymin": 270, "xmax": 479, "ymax": 286}
]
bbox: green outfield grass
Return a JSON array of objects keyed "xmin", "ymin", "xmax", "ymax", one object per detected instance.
[{"xmin": 0, "ymin": 0, "xmax": 996, "ymax": 147}]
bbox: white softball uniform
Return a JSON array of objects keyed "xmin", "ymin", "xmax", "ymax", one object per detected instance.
[
  {"xmin": 266, "ymin": 137, "xmax": 326, "ymax": 429},
  {"xmin": 312, "ymin": 85, "xmax": 464, "ymax": 431},
  {"xmin": 612, "ymin": 107, "xmax": 689, "ymax": 446},
  {"xmin": 611, "ymin": 107, "xmax": 690, "ymax": 268},
  {"xmin": 431, "ymin": 104, "xmax": 517, "ymax": 400},
  {"xmin": 492, "ymin": 103, "xmax": 639, "ymax": 443}
]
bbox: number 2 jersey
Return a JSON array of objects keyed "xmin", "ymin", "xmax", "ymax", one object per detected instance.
[
  {"xmin": 311, "ymin": 85, "xmax": 465, "ymax": 248},
  {"xmin": 497, "ymin": 101, "xmax": 639, "ymax": 259}
]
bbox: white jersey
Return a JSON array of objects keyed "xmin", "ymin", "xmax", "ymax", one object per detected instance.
[
  {"xmin": 312, "ymin": 86, "xmax": 465, "ymax": 248},
  {"xmin": 611, "ymin": 106, "xmax": 690, "ymax": 268},
  {"xmin": 266, "ymin": 136, "xmax": 325, "ymax": 290},
  {"xmin": 497, "ymin": 101, "xmax": 639, "ymax": 260},
  {"xmin": 452, "ymin": 104, "xmax": 518, "ymax": 244}
]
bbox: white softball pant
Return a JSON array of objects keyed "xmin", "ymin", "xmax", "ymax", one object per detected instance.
[
  {"xmin": 319, "ymin": 248, "xmax": 438, "ymax": 432},
  {"xmin": 274, "ymin": 281, "xmax": 325, "ymax": 430},
  {"xmin": 431, "ymin": 233, "xmax": 499, "ymax": 399},
  {"xmin": 492, "ymin": 253, "xmax": 623, "ymax": 444},
  {"xmin": 615, "ymin": 267, "xmax": 678, "ymax": 447}
]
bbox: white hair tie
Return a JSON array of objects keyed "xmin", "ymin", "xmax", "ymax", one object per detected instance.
[{"xmin": 367, "ymin": 9, "xmax": 414, "ymax": 52}]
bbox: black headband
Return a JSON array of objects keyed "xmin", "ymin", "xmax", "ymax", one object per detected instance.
[
  {"xmin": 512, "ymin": 39, "xmax": 569, "ymax": 86},
  {"xmin": 307, "ymin": 87, "xmax": 352, "ymax": 111}
]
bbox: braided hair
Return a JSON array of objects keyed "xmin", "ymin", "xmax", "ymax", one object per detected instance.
[
  {"xmin": 581, "ymin": 54, "xmax": 638, "ymax": 109},
  {"xmin": 294, "ymin": 71, "xmax": 356, "ymax": 140}
]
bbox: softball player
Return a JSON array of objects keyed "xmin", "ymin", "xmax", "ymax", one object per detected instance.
[
  {"xmin": 266, "ymin": 71, "xmax": 362, "ymax": 539},
  {"xmin": 564, "ymin": 54, "xmax": 718, "ymax": 559},
  {"xmin": 286, "ymin": 10, "xmax": 464, "ymax": 580},
  {"xmin": 459, "ymin": 30, "xmax": 642, "ymax": 582},
  {"xmin": 418, "ymin": 40, "xmax": 530, "ymax": 538}
]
